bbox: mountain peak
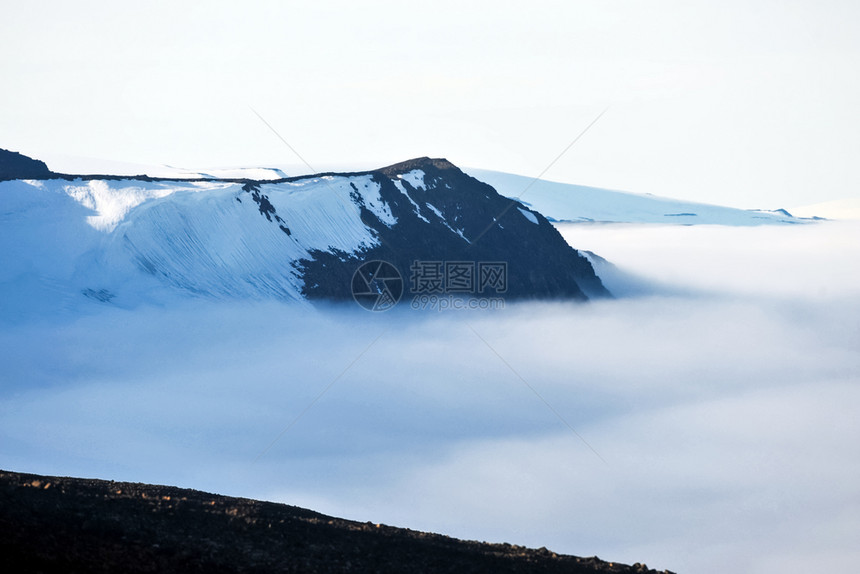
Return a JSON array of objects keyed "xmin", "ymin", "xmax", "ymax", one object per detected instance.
[
  {"xmin": 0, "ymin": 148, "xmax": 52, "ymax": 181},
  {"xmin": 378, "ymin": 157, "xmax": 458, "ymax": 176}
]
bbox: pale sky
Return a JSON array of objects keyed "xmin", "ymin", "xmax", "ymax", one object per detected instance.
[{"xmin": 2, "ymin": 0, "xmax": 859, "ymax": 209}]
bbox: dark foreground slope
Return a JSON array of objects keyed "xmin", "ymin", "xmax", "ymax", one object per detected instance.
[{"xmin": 1, "ymin": 470, "xmax": 672, "ymax": 574}]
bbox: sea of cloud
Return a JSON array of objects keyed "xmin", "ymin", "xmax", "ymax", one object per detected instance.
[{"xmin": 1, "ymin": 221, "xmax": 859, "ymax": 573}]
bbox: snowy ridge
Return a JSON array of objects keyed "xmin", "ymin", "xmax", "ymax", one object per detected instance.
[
  {"xmin": 466, "ymin": 168, "xmax": 808, "ymax": 226},
  {"xmin": 424, "ymin": 202, "xmax": 469, "ymax": 243},
  {"xmin": 62, "ymin": 179, "xmax": 218, "ymax": 232},
  {"xmin": 398, "ymin": 169, "xmax": 427, "ymax": 190},
  {"xmin": 112, "ymin": 174, "xmax": 397, "ymax": 300},
  {"xmin": 0, "ymin": 156, "xmax": 611, "ymax": 315},
  {"xmin": 1, "ymin": 174, "xmax": 390, "ymax": 309},
  {"xmin": 393, "ymin": 180, "xmax": 430, "ymax": 223}
]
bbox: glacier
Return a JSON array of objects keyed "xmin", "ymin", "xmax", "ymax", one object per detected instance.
[
  {"xmin": 465, "ymin": 168, "xmax": 810, "ymax": 226},
  {"xmin": 0, "ymin": 174, "xmax": 396, "ymax": 310}
]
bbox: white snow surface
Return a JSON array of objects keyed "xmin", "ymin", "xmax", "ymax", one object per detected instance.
[
  {"xmin": 466, "ymin": 168, "xmax": 806, "ymax": 226},
  {"xmin": 62, "ymin": 179, "xmax": 214, "ymax": 232},
  {"xmin": 425, "ymin": 203, "xmax": 444, "ymax": 219},
  {"xmin": 351, "ymin": 176, "xmax": 396, "ymax": 227},
  {"xmin": 0, "ymin": 174, "xmax": 389, "ymax": 314},
  {"xmin": 517, "ymin": 207, "xmax": 539, "ymax": 225},
  {"xmin": 425, "ymin": 202, "xmax": 470, "ymax": 243},
  {"xmin": 393, "ymin": 180, "xmax": 430, "ymax": 223},
  {"xmin": 399, "ymin": 169, "xmax": 427, "ymax": 190}
]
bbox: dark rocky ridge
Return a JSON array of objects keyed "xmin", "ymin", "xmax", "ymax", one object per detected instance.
[
  {"xmin": 0, "ymin": 148, "xmax": 52, "ymax": 180},
  {"xmin": 0, "ymin": 470, "xmax": 673, "ymax": 574},
  {"xmin": 299, "ymin": 157, "xmax": 609, "ymax": 302}
]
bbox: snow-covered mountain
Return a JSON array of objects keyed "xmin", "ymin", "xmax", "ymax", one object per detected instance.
[
  {"xmin": 465, "ymin": 168, "xmax": 809, "ymax": 226},
  {"xmin": 0, "ymin": 150, "xmax": 606, "ymax": 316}
]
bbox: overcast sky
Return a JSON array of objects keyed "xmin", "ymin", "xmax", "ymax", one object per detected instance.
[{"xmin": 3, "ymin": 0, "xmax": 859, "ymax": 208}]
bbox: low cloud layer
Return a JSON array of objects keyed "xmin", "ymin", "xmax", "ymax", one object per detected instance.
[{"xmin": 2, "ymin": 221, "xmax": 859, "ymax": 573}]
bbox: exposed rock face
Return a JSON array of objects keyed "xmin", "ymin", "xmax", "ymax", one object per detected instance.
[
  {"xmin": 0, "ymin": 470, "xmax": 673, "ymax": 574},
  {"xmin": 300, "ymin": 157, "xmax": 609, "ymax": 302},
  {"xmin": 0, "ymin": 148, "xmax": 52, "ymax": 181}
]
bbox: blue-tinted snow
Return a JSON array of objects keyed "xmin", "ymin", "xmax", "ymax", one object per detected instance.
[
  {"xmin": 466, "ymin": 168, "xmax": 805, "ymax": 226},
  {"xmin": 517, "ymin": 207, "xmax": 539, "ymax": 225}
]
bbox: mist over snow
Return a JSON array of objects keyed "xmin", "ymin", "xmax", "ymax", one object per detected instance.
[{"xmin": 2, "ymin": 222, "xmax": 859, "ymax": 573}]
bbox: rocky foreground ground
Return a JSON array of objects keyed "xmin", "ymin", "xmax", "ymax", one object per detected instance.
[{"xmin": 1, "ymin": 470, "xmax": 674, "ymax": 573}]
